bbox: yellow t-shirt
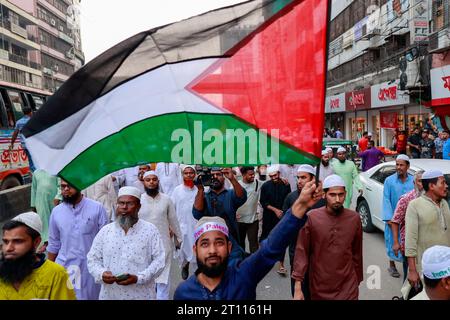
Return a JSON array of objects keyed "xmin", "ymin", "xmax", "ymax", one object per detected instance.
[{"xmin": 0, "ymin": 259, "xmax": 76, "ymax": 300}]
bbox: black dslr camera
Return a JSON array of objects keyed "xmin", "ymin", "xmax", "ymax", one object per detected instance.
[{"xmin": 194, "ymin": 166, "xmax": 212, "ymax": 187}]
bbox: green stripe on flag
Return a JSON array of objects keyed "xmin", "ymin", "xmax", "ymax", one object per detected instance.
[{"xmin": 59, "ymin": 112, "xmax": 319, "ymax": 190}]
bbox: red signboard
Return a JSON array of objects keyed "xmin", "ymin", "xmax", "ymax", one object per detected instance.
[
  {"xmin": 380, "ymin": 111, "xmax": 398, "ymax": 129},
  {"xmin": 345, "ymin": 88, "xmax": 371, "ymax": 111}
]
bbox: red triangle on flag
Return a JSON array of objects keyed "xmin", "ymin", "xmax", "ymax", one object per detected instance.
[{"xmin": 188, "ymin": 0, "xmax": 329, "ymax": 159}]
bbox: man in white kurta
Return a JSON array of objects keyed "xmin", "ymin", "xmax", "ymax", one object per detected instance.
[
  {"xmin": 155, "ymin": 162, "xmax": 183, "ymax": 196},
  {"xmin": 171, "ymin": 165, "xmax": 198, "ymax": 280},
  {"xmin": 316, "ymin": 150, "xmax": 334, "ymax": 182},
  {"xmin": 279, "ymin": 164, "xmax": 300, "ymax": 192},
  {"xmin": 139, "ymin": 171, "xmax": 182, "ymax": 300},
  {"xmin": 87, "ymin": 187, "xmax": 165, "ymax": 300},
  {"xmin": 82, "ymin": 175, "xmax": 117, "ymax": 222}
]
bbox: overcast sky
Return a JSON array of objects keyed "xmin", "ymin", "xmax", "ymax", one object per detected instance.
[{"xmin": 80, "ymin": 1, "xmax": 243, "ymax": 62}]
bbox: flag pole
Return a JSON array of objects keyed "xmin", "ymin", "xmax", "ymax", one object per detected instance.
[{"xmin": 315, "ymin": 160, "xmax": 321, "ymax": 186}]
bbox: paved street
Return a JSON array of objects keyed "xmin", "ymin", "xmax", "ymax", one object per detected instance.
[{"xmin": 169, "ymin": 228, "xmax": 406, "ymax": 300}]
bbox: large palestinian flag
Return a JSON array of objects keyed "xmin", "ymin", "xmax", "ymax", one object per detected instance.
[{"xmin": 23, "ymin": 0, "xmax": 329, "ymax": 190}]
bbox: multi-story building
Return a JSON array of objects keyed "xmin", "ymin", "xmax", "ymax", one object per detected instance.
[
  {"xmin": 0, "ymin": 0, "xmax": 84, "ymax": 95},
  {"xmin": 325, "ymin": 0, "xmax": 443, "ymax": 149}
]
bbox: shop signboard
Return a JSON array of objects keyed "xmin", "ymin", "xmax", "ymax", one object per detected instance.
[
  {"xmin": 431, "ymin": 64, "xmax": 450, "ymax": 106},
  {"xmin": 325, "ymin": 93, "xmax": 345, "ymax": 113},
  {"xmin": 371, "ymin": 80, "xmax": 410, "ymax": 108},
  {"xmin": 345, "ymin": 88, "xmax": 371, "ymax": 111}
]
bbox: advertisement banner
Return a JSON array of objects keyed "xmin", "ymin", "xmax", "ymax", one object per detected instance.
[{"xmin": 380, "ymin": 111, "xmax": 399, "ymax": 128}]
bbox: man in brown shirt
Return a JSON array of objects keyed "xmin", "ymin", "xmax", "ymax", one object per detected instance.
[{"xmin": 292, "ymin": 174, "xmax": 363, "ymax": 300}]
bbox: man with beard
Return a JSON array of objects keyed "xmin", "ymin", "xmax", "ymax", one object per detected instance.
[
  {"xmin": 132, "ymin": 164, "xmax": 150, "ymax": 194},
  {"xmin": 174, "ymin": 179, "xmax": 323, "ymax": 300},
  {"xmin": 282, "ymin": 164, "xmax": 325, "ymax": 298},
  {"xmin": 383, "ymin": 154, "xmax": 414, "ymax": 278},
  {"xmin": 404, "ymin": 170, "xmax": 450, "ymax": 298},
  {"xmin": 292, "ymin": 175, "xmax": 363, "ymax": 300},
  {"xmin": 260, "ymin": 165, "xmax": 291, "ymax": 275},
  {"xmin": 331, "ymin": 147, "xmax": 362, "ymax": 208},
  {"xmin": 171, "ymin": 165, "xmax": 199, "ymax": 280},
  {"xmin": 87, "ymin": 187, "xmax": 165, "ymax": 300},
  {"xmin": 0, "ymin": 212, "xmax": 76, "ymax": 300},
  {"xmin": 193, "ymin": 167, "xmax": 247, "ymax": 265},
  {"xmin": 138, "ymin": 171, "xmax": 182, "ymax": 300},
  {"xmin": 316, "ymin": 150, "xmax": 334, "ymax": 182},
  {"xmin": 390, "ymin": 170, "xmax": 425, "ymax": 282},
  {"xmin": 47, "ymin": 179, "xmax": 108, "ymax": 300}
]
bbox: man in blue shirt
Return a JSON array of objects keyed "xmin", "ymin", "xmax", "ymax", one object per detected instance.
[
  {"xmin": 9, "ymin": 107, "xmax": 35, "ymax": 172},
  {"xmin": 193, "ymin": 167, "xmax": 247, "ymax": 263},
  {"xmin": 383, "ymin": 154, "xmax": 414, "ymax": 279},
  {"xmin": 443, "ymin": 137, "xmax": 450, "ymax": 160},
  {"xmin": 175, "ymin": 180, "xmax": 322, "ymax": 300}
]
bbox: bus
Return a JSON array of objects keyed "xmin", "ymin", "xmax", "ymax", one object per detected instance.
[{"xmin": 0, "ymin": 84, "xmax": 51, "ymax": 190}]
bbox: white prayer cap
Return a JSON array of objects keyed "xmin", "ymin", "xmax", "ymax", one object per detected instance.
[
  {"xmin": 422, "ymin": 245, "xmax": 450, "ymax": 280},
  {"xmin": 297, "ymin": 164, "xmax": 316, "ymax": 176},
  {"xmin": 422, "ymin": 170, "xmax": 444, "ymax": 180},
  {"xmin": 325, "ymin": 147, "xmax": 333, "ymax": 153},
  {"xmin": 194, "ymin": 216, "xmax": 229, "ymax": 242},
  {"xmin": 396, "ymin": 154, "xmax": 410, "ymax": 163},
  {"xmin": 12, "ymin": 212, "xmax": 43, "ymax": 234},
  {"xmin": 267, "ymin": 164, "xmax": 280, "ymax": 175},
  {"xmin": 143, "ymin": 170, "xmax": 158, "ymax": 179},
  {"xmin": 368, "ymin": 132, "xmax": 373, "ymax": 136},
  {"xmin": 118, "ymin": 186, "xmax": 142, "ymax": 200},
  {"xmin": 180, "ymin": 164, "xmax": 196, "ymax": 173},
  {"xmin": 321, "ymin": 150, "xmax": 328, "ymax": 156},
  {"xmin": 337, "ymin": 147, "xmax": 346, "ymax": 153},
  {"xmin": 323, "ymin": 174, "xmax": 346, "ymax": 190}
]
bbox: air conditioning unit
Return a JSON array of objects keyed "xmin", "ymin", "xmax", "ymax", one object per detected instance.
[
  {"xmin": 66, "ymin": 51, "xmax": 74, "ymax": 59},
  {"xmin": 59, "ymin": 25, "xmax": 64, "ymax": 31},
  {"xmin": 43, "ymin": 67, "xmax": 52, "ymax": 75},
  {"xmin": 50, "ymin": 19, "xmax": 56, "ymax": 26}
]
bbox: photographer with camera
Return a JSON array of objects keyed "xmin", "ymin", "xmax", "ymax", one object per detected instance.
[{"xmin": 193, "ymin": 167, "xmax": 247, "ymax": 265}]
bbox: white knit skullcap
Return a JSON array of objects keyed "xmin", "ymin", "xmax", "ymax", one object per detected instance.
[
  {"xmin": 396, "ymin": 154, "xmax": 410, "ymax": 162},
  {"xmin": 422, "ymin": 170, "xmax": 444, "ymax": 180},
  {"xmin": 323, "ymin": 174, "xmax": 346, "ymax": 189},
  {"xmin": 118, "ymin": 186, "xmax": 142, "ymax": 200},
  {"xmin": 143, "ymin": 170, "xmax": 158, "ymax": 179},
  {"xmin": 325, "ymin": 147, "xmax": 333, "ymax": 153},
  {"xmin": 180, "ymin": 165, "xmax": 196, "ymax": 173},
  {"xmin": 267, "ymin": 165, "xmax": 280, "ymax": 175},
  {"xmin": 422, "ymin": 245, "xmax": 450, "ymax": 280},
  {"xmin": 337, "ymin": 147, "xmax": 346, "ymax": 153},
  {"xmin": 12, "ymin": 212, "xmax": 43, "ymax": 234},
  {"xmin": 322, "ymin": 150, "xmax": 329, "ymax": 156},
  {"xmin": 297, "ymin": 164, "xmax": 316, "ymax": 176}
]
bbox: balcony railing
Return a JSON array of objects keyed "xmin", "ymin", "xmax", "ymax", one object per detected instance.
[
  {"xmin": 0, "ymin": 18, "xmax": 39, "ymax": 43},
  {"xmin": 6, "ymin": 52, "xmax": 41, "ymax": 70}
]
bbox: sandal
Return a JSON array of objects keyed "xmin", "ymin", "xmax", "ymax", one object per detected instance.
[
  {"xmin": 388, "ymin": 267, "xmax": 400, "ymax": 278},
  {"xmin": 277, "ymin": 267, "xmax": 287, "ymax": 276}
]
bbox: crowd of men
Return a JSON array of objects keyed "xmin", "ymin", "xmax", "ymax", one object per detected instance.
[{"xmin": 1, "ymin": 150, "xmax": 450, "ymax": 300}]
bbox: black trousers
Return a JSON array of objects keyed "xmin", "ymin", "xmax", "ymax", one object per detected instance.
[{"xmin": 238, "ymin": 220, "xmax": 259, "ymax": 254}]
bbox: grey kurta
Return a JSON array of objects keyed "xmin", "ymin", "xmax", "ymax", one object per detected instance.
[{"xmin": 139, "ymin": 192, "xmax": 182, "ymax": 285}]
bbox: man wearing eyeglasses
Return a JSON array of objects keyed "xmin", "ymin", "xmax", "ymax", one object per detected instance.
[
  {"xmin": 47, "ymin": 179, "xmax": 108, "ymax": 300},
  {"xmin": 193, "ymin": 167, "xmax": 247, "ymax": 265}
]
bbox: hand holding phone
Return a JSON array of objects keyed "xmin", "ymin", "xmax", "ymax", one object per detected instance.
[{"xmin": 115, "ymin": 273, "xmax": 130, "ymax": 282}]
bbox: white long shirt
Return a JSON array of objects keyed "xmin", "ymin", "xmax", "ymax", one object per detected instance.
[
  {"xmin": 155, "ymin": 163, "xmax": 182, "ymax": 196},
  {"xmin": 171, "ymin": 184, "xmax": 198, "ymax": 264},
  {"xmin": 86, "ymin": 220, "xmax": 165, "ymax": 300},
  {"xmin": 82, "ymin": 175, "xmax": 117, "ymax": 221},
  {"xmin": 139, "ymin": 192, "xmax": 182, "ymax": 285},
  {"xmin": 279, "ymin": 164, "xmax": 300, "ymax": 192},
  {"xmin": 237, "ymin": 179, "xmax": 262, "ymax": 224}
]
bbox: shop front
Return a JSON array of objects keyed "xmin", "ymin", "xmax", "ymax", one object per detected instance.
[
  {"xmin": 345, "ymin": 88, "xmax": 371, "ymax": 141},
  {"xmin": 371, "ymin": 80, "xmax": 410, "ymax": 148},
  {"xmin": 324, "ymin": 93, "xmax": 346, "ymax": 135}
]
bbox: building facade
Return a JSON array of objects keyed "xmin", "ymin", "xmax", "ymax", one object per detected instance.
[
  {"xmin": 0, "ymin": 0, "xmax": 84, "ymax": 95},
  {"xmin": 325, "ymin": 0, "xmax": 448, "ymax": 149}
]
